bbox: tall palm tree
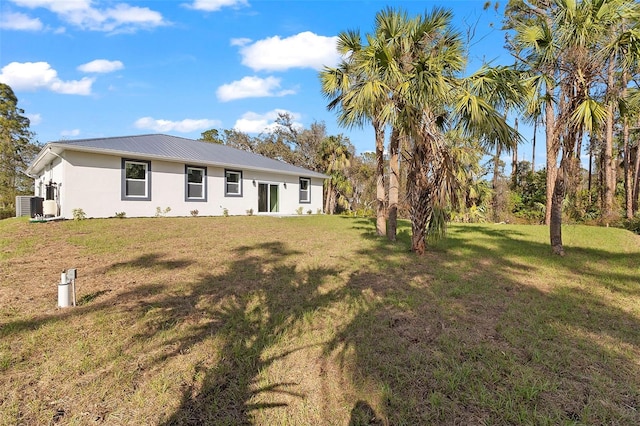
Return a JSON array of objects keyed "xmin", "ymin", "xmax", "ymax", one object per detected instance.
[
  {"xmin": 322, "ymin": 8, "xmax": 464, "ymax": 242},
  {"xmin": 323, "ymin": 7, "xmax": 522, "ymax": 254},
  {"xmin": 505, "ymin": 0, "xmax": 559, "ymax": 227},
  {"xmin": 322, "ymin": 9, "xmax": 420, "ymax": 242},
  {"xmin": 386, "ymin": 8, "xmax": 464, "ymax": 252},
  {"xmin": 366, "ymin": 8, "xmax": 419, "ymax": 242},
  {"xmin": 320, "ymin": 31, "xmax": 390, "ymax": 236},
  {"xmin": 400, "ymin": 10, "xmax": 522, "ymax": 253}
]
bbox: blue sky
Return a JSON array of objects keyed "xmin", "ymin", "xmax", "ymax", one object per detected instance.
[{"xmin": 1, "ymin": 0, "xmax": 539, "ymax": 166}]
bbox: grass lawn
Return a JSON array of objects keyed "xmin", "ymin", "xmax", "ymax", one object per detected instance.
[{"xmin": 0, "ymin": 215, "xmax": 639, "ymax": 425}]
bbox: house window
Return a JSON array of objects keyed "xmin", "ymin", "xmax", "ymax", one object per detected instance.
[
  {"xmin": 186, "ymin": 166, "xmax": 206, "ymax": 201},
  {"xmin": 122, "ymin": 159, "xmax": 151, "ymax": 201},
  {"xmin": 299, "ymin": 177, "xmax": 311, "ymax": 203},
  {"xmin": 225, "ymin": 169, "xmax": 242, "ymax": 196}
]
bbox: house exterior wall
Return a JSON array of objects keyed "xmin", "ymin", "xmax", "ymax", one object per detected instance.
[
  {"xmin": 37, "ymin": 150, "xmax": 324, "ymax": 218},
  {"xmin": 33, "ymin": 155, "xmax": 64, "ymax": 216}
]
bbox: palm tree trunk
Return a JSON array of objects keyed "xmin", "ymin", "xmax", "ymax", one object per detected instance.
[
  {"xmin": 588, "ymin": 139, "xmax": 593, "ymax": 205},
  {"xmin": 603, "ymin": 57, "xmax": 616, "ymax": 223},
  {"xmin": 408, "ymin": 143, "xmax": 430, "ymax": 255},
  {"xmin": 492, "ymin": 143, "xmax": 501, "ymax": 222},
  {"xmin": 550, "ymin": 158, "xmax": 566, "ymax": 256},
  {"xmin": 387, "ymin": 127, "xmax": 400, "ymax": 242},
  {"xmin": 410, "ymin": 200, "xmax": 430, "ymax": 255},
  {"xmin": 330, "ymin": 190, "xmax": 337, "ymax": 214},
  {"xmin": 564, "ymin": 131, "xmax": 580, "ymax": 207},
  {"xmin": 634, "ymin": 130, "xmax": 640, "ymax": 214},
  {"xmin": 545, "ymin": 92, "xmax": 558, "ymax": 226},
  {"xmin": 621, "ymin": 72, "xmax": 632, "ymax": 219},
  {"xmin": 624, "ymin": 117, "xmax": 632, "ymax": 219},
  {"xmin": 532, "ymin": 119, "xmax": 537, "ymax": 172},
  {"xmin": 512, "ymin": 118, "xmax": 519, "ymax": 187},
  {"xmin": 324, "ymin": 182, "xmax": 333, "ymax": 214},
  {"xmin": 374, "ymin": 122, "xmax": 386, "ymax": 236}
]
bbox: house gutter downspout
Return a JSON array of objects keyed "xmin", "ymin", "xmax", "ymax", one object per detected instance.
[{"xmin": 48, "ymin": 146, "xmax": 64, "ymax": 162}]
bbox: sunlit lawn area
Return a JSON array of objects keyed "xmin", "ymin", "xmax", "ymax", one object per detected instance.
[{"xmin": 1, "ymin": 215, "xmax": 639, "ymax": 425}]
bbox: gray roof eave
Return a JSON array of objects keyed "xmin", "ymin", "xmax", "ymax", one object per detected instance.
[
  {"xmin": 25, "ymin": 145, "xmax": 64, "ymax": 176},
  {"xmin": 27, "ymin": 142, "xmax": 329, "ymax": 179}
]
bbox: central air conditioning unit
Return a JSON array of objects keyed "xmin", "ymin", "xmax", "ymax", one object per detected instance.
[{"xmin": 16, "ymin": 196, "xmax": 44, "ymax": 218}]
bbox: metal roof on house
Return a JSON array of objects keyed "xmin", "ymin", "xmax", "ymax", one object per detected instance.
[{"xmin": 27, "ymin": 134, "xmax": 328, "ymax": 179}]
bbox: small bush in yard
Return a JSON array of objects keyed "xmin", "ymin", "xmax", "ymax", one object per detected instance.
[
  {"xmin": 155, "ymin": 206, "xmax": 171, "ymax": 217},
  {"xmin": 72, "ymin": 208, "xmax": 86, "ymax": 221},
  {"xmin": 621, "ymin": 215, "xmax": 640, "ymax": 234}
]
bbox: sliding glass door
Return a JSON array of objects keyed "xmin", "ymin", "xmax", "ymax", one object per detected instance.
[{"xmin": 258, "ymin": 183, "xmax": 279, "ymax": 213}]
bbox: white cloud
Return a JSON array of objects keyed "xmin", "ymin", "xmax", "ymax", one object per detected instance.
[
  {"xmin": 216, "ymin": 76, "xmax": 296, "ymax": 102},
  {"xmin": 134, "ymin": 117, "xmax": 221, "ymax": 133},
  {"xmin": 238, "ymin": 31, "xmax": 340, "ymax": 72},
  {"xmin": 0, "ymin": 11, "xmax": 43, "ymax": 31},
  {"xmin": 9, "ymin": 0, "xmax": 167, "ymax": 32},
  {"xmin": 104, "ymin": 4, "xmax": 164, "ymax": 29},
  {"xmin": 0, "ymin": 62, "xmax": 94, "ymax": 95},
  {"xmin": 233, "ymin": 109, "xmax": 302, "ymax": 134},
  {"xmin": 230, "ymin": 37, "xmax": 251, "ymax": 47},
  {"xmin": 26, "ymin": 113, "xmax": 42, "ymax": 125},
  {"xmin": 11, "ymin": 0, "xmax": 92, "ymax": 13},
  {"xmin": 61, "ymin": 129, "xmax": 81, "ymax": 137},
  {"xmin": 77, "ymin": 59, "xmax": 124, "ymax": 73},
  {"xmin": 185, "ymin": 0, "xmax": 248, "ymax": 12}
]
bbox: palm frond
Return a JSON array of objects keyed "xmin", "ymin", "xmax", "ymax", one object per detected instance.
[{"xmin": 570, "ymin": 98, "xmax": 608, "ymax": 132}]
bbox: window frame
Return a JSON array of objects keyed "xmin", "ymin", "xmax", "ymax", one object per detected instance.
[
  {"xmin": 185, "ymin": 165, "xmax": 207, "ymax": 202},
  {"xmin": 121, "ymin": 158, "xmax": 151, "ymax": 201},
  {"xmin": 224, "ymin": 169, "xmax": 243, "ymax": 197},
  {"xmin": 299, "ymin": 177, "xmax": 311, "ymax": 203}
]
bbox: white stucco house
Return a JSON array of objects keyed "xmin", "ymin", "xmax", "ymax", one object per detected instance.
[{"xmin": 25, "ymin": 134, "xmax": 327, "ymax": 219}]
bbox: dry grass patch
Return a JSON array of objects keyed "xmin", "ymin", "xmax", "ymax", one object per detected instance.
[{"xmin": 0, "ymin": 216, "xmax": 639, "ymax": 425}]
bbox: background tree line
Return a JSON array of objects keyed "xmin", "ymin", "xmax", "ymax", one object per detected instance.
[
  {"xmin": 0, "ymin": 83, "xmax": 41, "ymax": 219},
  {"xmin": 503, "ymin": 0, "xmax": 640, "ymax": 254}
]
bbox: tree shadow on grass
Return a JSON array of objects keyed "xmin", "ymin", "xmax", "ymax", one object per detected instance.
[
  {"xmin": 0, "ymin": 250, "xmax": 189, "ymax": 339},
  {"xmin": 108, "ymin": 252, "xmax": 194, "ymax": 272},
  {"xmin": 2, "ymin": 239, "xmax": 347, "ymax": 424},
  {"xmin": 349, "ymin": 400, "xmax": 384, "ymax": 426},
  {"xmin": 134, "ymin": 241, "xmax": 348, "ymax": 425},
  {"xmin": 4, "ymin": 218, "xmax": 639, "ymax": 424},
  {"xmin": 444, "ymin": 224, "xmax": 640, "ymax": 296},
  {"xmin": 324, "ymin": 224, "xmax": 640, "ymax": 424},
  {"xmin": 76, "ymin": 289, "xmax": 111, "ymax": 306}
]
